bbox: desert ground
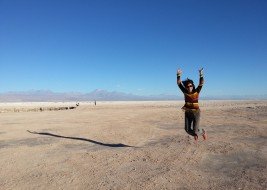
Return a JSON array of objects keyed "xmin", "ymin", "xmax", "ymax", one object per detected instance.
[{"xmin": 0, "ymin": 100, "xmax": 266, "ymax": 189}]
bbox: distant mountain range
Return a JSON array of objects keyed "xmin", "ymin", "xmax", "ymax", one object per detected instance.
[
  {"xmin": 0, "ymin": 90, "xmax": 266, "ymax": 102},
  {"xmin": 0, "ymin": 89, "xmax": 181, "ymax": 102}
]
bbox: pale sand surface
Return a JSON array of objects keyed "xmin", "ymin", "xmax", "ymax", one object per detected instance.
[{"xmin": 0, "ymin": 101, "xmax": 266, "ymax": 189}]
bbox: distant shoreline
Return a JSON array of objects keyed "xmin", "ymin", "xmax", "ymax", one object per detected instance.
[{"xmin": 0, "ymin": 99, "xmax": 267, "ymax": 103}]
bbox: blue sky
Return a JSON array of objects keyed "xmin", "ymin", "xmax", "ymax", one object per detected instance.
[{"xmin": 0, "ymin": 0, "xmax": 266, "ymax": 97}]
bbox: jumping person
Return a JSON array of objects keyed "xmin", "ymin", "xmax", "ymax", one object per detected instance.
[{"xmin": 177, "ymin": 68, "xmax": 207, "ymax": 141}]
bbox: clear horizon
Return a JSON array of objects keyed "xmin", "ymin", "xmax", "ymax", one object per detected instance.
[{"xmin": 1, "ymin": 0, "xmax": 267, "ymax": 96}]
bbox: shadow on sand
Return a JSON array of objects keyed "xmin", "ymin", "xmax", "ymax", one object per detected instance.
[{"xmin": 27, "ymin": 130, "xmax": 133, "ymax": 148}]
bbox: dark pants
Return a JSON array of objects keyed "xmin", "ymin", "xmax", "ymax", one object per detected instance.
[{"xmin": 184, "ymin": 109, "xmax": 204, "ymax": 136}]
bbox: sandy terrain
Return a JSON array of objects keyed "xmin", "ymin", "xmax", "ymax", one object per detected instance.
[{"xmin": 0, "ymin": 100, "xmax": 266, "ymax": 189}]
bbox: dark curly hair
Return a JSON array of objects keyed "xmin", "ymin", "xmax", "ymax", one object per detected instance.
[{"xmin": 182, "ymin": 78, "xmax": 196, "ymax": 91}]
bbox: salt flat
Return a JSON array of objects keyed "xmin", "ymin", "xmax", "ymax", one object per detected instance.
[{"xmin": 0, "ymin": 101, "xmax": 266, "ymax": 189}]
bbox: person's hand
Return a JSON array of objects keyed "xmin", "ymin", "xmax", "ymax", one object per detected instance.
[
  {"xmin": 199, "ymin": 68, "xmax": 204, "ymax": 76},
  {"xmin": 177, "ymin": 68, "xmax": 182, "ymax": 76}
]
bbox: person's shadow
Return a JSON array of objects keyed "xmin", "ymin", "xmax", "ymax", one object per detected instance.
[{"xmin": 27, "ymin": 130, "xmax": 133, "ymax": 148}]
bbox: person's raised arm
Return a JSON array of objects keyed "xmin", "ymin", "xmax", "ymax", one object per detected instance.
[
  {"xmin": 177, "ymin": 68, "xmax": 182, "ymax": 85},
  {"xmin": 196, "ymin": 68, "xmax": 204, "ymax": 93},
  {"xmin": 199, "ymin": 68, "xmax": 204, "ymax": 85},
  {"xmin": 177, "ymin": 68, "xmax": 186, "ymax": 93}
]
